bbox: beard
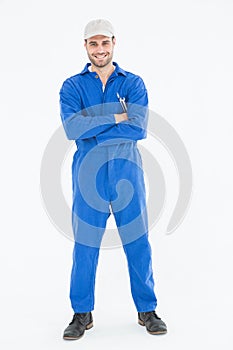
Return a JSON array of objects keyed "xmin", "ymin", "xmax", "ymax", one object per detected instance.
[{"xmin": 87, "ymin": 51, "xmax": 113, "ymax": 68}]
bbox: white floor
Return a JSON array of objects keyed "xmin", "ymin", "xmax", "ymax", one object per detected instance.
[{"xmin": 1, "ymin": 211, "xmax": 232, "ymax": 350}]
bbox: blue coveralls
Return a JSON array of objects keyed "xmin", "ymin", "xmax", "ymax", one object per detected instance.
[{"xmin": 59, "ymin": 62, "xmax": 157, "ymax": 313}]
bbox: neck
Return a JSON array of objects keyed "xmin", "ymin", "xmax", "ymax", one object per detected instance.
[{"xmin": 91, "ymin": 62, "xmax": 115, "ymax": 85}]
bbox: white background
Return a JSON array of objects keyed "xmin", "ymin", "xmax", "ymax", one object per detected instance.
[{"xmin": 1, "ymin": 0, "xmax": 233, "ymax": 349}]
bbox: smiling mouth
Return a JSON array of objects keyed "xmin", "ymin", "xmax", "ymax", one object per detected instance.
[{"xmin": 94, "ymin": 54, "xmax": 107, "ymax": 59}]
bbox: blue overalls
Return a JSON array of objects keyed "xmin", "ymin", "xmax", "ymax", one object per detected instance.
[{"xmin": 59, "ymin": 62, "xmax": 157, "ymax": 312}]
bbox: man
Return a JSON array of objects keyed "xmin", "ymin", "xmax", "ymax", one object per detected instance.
[{"xmin": 59, "ymin": 19, "xmax": 167, "ymax": 340}]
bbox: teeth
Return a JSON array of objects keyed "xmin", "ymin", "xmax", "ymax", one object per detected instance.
[{"xmin": 95, "ymin": 55, "xmax": 107, "ymax": 58}]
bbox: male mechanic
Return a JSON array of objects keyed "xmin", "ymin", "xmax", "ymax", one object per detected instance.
[{"xmin": 59, "ymin": 19, "xmax": 167, "ymax": 340}]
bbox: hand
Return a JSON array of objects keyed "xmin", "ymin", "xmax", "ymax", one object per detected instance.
[{"xmin": 114, "ymin": 113, "xmax": 128, "ymax": 124}]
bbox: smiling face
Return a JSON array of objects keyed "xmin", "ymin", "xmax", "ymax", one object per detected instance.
[{"xmin": 84, "ymin": 35, "xmax": 116, "ymax": 69}]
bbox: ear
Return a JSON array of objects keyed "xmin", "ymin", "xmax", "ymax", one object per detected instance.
[
  {"xmin": 84, "ymin": 40, "xmax": 87, "ymax": 48},
  {"xmin": 112, "ymin": 37, "xmax": 116, "ymax": 45}
]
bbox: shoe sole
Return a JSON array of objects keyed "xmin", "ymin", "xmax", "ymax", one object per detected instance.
[
  {"xmin": 63, "ymin": 322, "xmax": 94, "ymax": 340},
  {"xmin": 138, "ymin": 319, "xmax": 167, "ymax": 335}
]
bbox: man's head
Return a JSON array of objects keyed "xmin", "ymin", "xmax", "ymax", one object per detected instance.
[{"xmin": 84, "ymin": 19, "xmax": 116, "ymax": 69}]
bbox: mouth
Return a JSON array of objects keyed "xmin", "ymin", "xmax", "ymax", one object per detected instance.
[{"xmin": 94, "ymin": 54, "xmax": 108, "ymax": 59}]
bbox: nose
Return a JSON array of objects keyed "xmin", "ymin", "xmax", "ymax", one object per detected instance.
[{"xmin": 96, "ymin": 44, "xmax": 105, "ymax": 53}]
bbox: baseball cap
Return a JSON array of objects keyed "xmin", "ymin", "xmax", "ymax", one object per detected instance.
[{"xmin": 84, "ymin": 19, "xmax": 115, "ymax": 40}]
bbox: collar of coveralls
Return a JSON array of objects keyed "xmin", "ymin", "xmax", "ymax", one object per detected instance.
[{"xmin": 80, "ymin": 62, "xmax": 127, "ymax": 77}]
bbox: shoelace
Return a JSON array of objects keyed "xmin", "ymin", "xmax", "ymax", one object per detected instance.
[{"xmin": 143, "ymin": 311, "xmax": 161, "ymax": 322}]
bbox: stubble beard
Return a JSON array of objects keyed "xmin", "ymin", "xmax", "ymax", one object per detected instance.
[{"xmin": 88, "ymin": 52, "xmax": 113, "ymax": 69}]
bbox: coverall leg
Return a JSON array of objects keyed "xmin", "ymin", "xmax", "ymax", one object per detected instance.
[
  {"xmin": 70, "ymin": 145, "xmax": 110, "ymax": 312},
  {"xmin": 110, "ymin": 142, "xmax": 157, "ymax": 312}
]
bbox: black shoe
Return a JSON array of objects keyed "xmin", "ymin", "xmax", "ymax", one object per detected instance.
[
  {"xmin": 138, "ymin": 311, "xmax": 167, "ymax": 335},
  {"xmin": 63, "ymin": 312, "xmax": 93, "ymax": 340}
]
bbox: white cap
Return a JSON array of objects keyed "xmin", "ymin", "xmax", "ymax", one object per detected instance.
[{"xmin": 84, "ymin": 19, "xmax": 115, "ymax": 40}]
